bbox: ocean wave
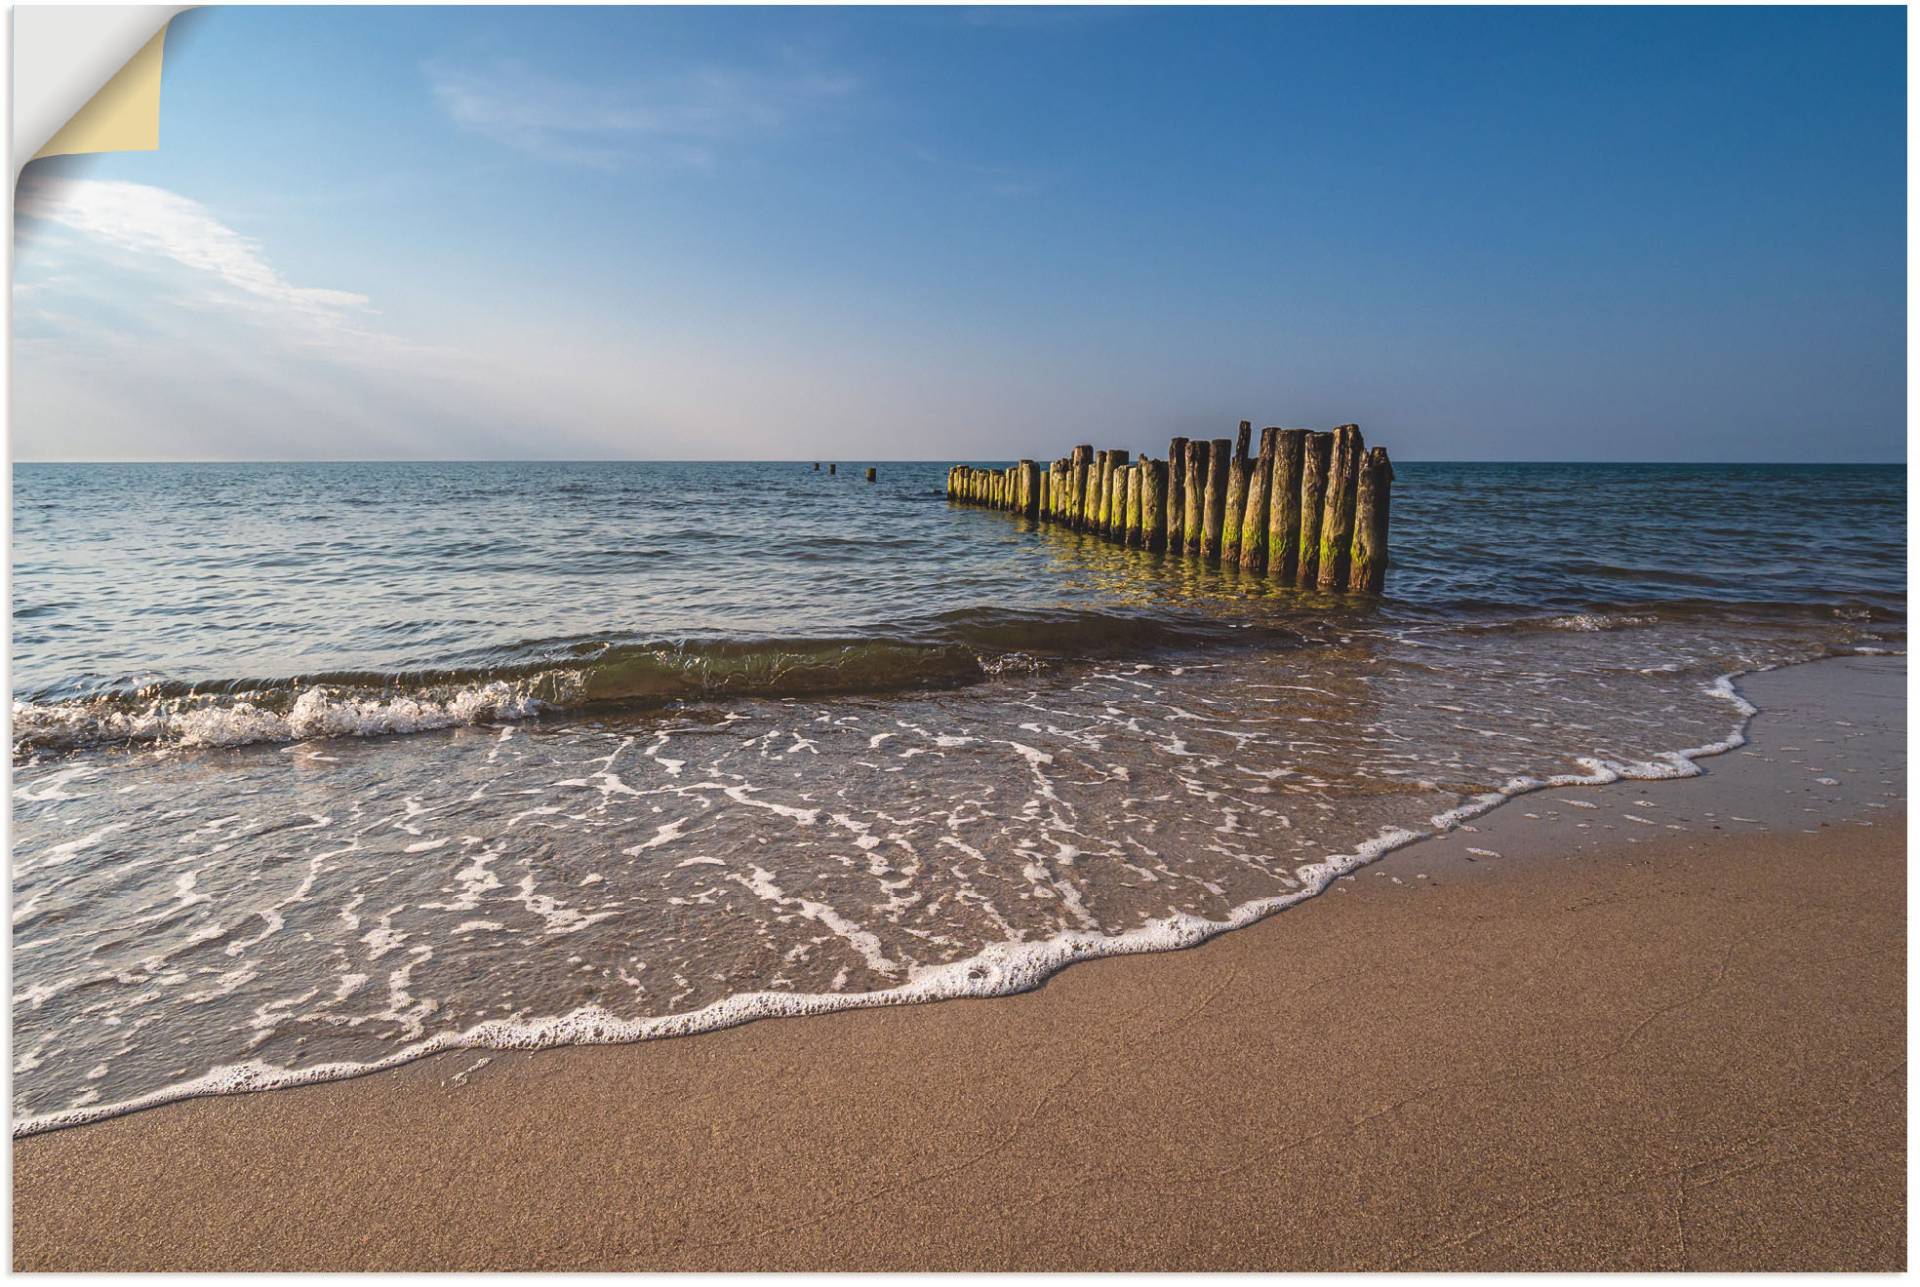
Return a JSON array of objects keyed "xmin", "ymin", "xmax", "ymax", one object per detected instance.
[
  {"xmin": 11, "ymin": 666, "xmax": 1763, "ymax": 1138},
  {"xmin": 12, "ymin": 610, "xmax": 1256, "ymax": 756},
  {"xmin": 13, "ymin": 681, "xmax": 555, "ymax": 754}
]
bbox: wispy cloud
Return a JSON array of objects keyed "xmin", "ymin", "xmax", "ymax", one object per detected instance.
[
  {"xmin": 424, "ymin": 56, "xmax": 857, "ymax": 168},
  {"xmin": 11, "ymin": 175, "xmax": 713, "ymax": 459},
  {"xmin": 16, "ymin": 177, "xmax": 375, "ymax": 341}
]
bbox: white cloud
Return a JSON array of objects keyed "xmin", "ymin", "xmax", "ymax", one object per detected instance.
[
  {"xmin": 17, "ymin": 177, "xmax": 374, "ymax": 341},
  {"xmin": 425, "ymin": 56, "xmax": 856, "ymax": 167}
]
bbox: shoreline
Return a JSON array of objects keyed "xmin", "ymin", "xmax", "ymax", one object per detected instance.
[
  {"xmin": 12, "ymin": 653, "xmax": 1769, "ymax": 1140},
  {"xmin": 13, "ymin": 654, "xmax": 1906, "ymax": 1270}
]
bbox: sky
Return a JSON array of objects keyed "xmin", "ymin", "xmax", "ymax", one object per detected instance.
[{"xmin": 12, "ymin": 5, "xmax": 1908, "ymax": 462}]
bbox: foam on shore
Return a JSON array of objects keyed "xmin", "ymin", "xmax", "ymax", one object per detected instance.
[{"xmin": 11, "ymin": 667, "xmax": 1762, "ymax": 1139}]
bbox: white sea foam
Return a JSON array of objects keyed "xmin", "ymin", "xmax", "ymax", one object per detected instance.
[
  {"xmin": 11, "ymin": 668, "xmax": 1766, "ymax": 1140},
  {"xmin": 12, "ymin": 680, "xmax": 555, "ymax": 753},
  {"xmin": 1545, "ymin": 613, "xmax": 1658, "ymax": 632}
]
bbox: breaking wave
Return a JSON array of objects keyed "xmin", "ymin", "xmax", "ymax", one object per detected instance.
[{"xmin": 12, "ymin": 609, "xmax": 1266, "ymax": 755}]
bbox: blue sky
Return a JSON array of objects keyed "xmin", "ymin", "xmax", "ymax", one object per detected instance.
[{"xmin": 13, "ymin": 5, "xmax": 1906, "ymax": 461}]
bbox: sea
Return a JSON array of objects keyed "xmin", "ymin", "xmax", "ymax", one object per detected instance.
[{"xmin": 10, "ymin": 459, "xmax": 1905, "ymax": 1134}]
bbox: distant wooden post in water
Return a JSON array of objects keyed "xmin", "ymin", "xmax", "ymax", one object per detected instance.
[
  {"xmin": 867, "ymin": 466, "xmax": 879, "ymax": 483},
  {"xmin": 945, "ymin": 419, "xmax": 1395, "ymax": 593}
]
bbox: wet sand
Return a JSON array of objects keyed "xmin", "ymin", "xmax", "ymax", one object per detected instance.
[{"xmin": 13, "ymin": 655, "xmax": 1905, "ymax": 1270}]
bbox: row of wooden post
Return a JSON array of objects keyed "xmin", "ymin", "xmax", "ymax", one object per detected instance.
[
  {"xmin": 812, "ymin": 463, "xmax": 879, "ymax": 481},
  {"xmin": 945, "ymin": 422, "xmax": 1392, "ymax": 592}
]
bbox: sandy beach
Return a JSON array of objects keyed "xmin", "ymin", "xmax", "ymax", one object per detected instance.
[{"xmin": 12, "ymin": 655, "xmax": 1904, "ymax": 1270}]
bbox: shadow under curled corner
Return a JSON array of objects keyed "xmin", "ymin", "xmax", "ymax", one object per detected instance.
[{"xmin": 14, "ymin": 4, "xmax": 204, "ymax": 184}]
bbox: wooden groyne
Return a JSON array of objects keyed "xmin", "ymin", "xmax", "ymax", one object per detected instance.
[{"xmin": 945, "ymin": 423, "xmax": 1393, "ymax": 592}]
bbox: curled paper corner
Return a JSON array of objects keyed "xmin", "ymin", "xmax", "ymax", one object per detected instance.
[
  {"xmin": 14, "ymin": 5, "xmax": 193, "ymax": 179},
  {"xmin": 35, "ymin": 25, "xmax": 170, "ymax": 161}
]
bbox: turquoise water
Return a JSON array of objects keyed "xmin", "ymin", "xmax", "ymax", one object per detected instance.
[{"xmin": 10, "ymin": 460, "xmax": 1904, "ymax": 1132}]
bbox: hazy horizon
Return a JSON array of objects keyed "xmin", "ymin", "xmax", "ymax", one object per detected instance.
[
  {"xmin": 14, "ymin": 6, "xmax": 1907, "ymax": 464},
  {"xmin": 12, "ymin": 456, "xmax": 1910, "ymax": 467}
]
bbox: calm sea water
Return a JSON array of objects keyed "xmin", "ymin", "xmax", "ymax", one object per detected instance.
[{"xmin": 11, "ymin": 460, "xmax": 1905, "ymax": 1131}]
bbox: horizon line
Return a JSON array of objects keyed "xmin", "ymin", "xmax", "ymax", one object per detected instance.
[{"xmin": 10, "ymin": 457, "xmax": 1908, "ymax": 468}]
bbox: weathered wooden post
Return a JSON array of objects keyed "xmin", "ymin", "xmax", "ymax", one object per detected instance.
[
  {"xmin": 1201, "ymin": 438, "xmax": 1231, "ymax": 561},
  {"xmin": 1267, "ymin": 429, "xmax": 1306, "ymax": 582},
  {"xmin": 1182, "ymin": 441, "xmax": 1205, "ymax": 555},
  {"xmin": 1016, "ymin": 460, "xmax": 1034, "ymax": 515},
  {"xmin": 1087, "ymin": 450, "xmax": 1107, "ymax": 531},
  {"xmin": 1165, "ymin": 436, "xmax": 1188, "ymax": 553},
  {"xmin": 1221, "ymin": 455, "xmax": 1249, "ymax": 564},
  {"xmin": 814, "ymin": 462, "xmax": 821, "ymax": 472},
  {"xmin": 1105, "ymin": 457, "xmax": 1121, "ymax": 537},
  {"xmin": 1240, "ymin": 427, "xmax": 1275, "ymax": 573},
  {"xmin": 1316, "ymin": 425, "xmax": 1363, "ymax": 589},
  {"xmin": 1235, "ymin": 420, "xmax": 1252, "ymax": 465},
  {"xmin": 1066, "ymin": 447, "xmax": 1088, "ymax": 528},
  {"xmin": 1143, "ymin": 458, "xmax": 1166, "ymax": 550},
  {"xmin": 1121, "ymin": 464, "xmax": 1136, "ymax": 545},
  {"xmin": 830, "ymin": 463, "xmax": 837, "ymax": 475},
  {"xmin": 1104, "ymin": 449, "xmax": 1130, "ymax": 539},
  {"xmin": 1349, "ymin": 446, "xmax": 1393, "ymax": 593},
  {"xmin": 1296, "ymin": 431, "xmax": 1333, "ymax": 586},
  {"xmin": 867, "ymin": 466, "xmax": 879, "ymax": 483}
]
